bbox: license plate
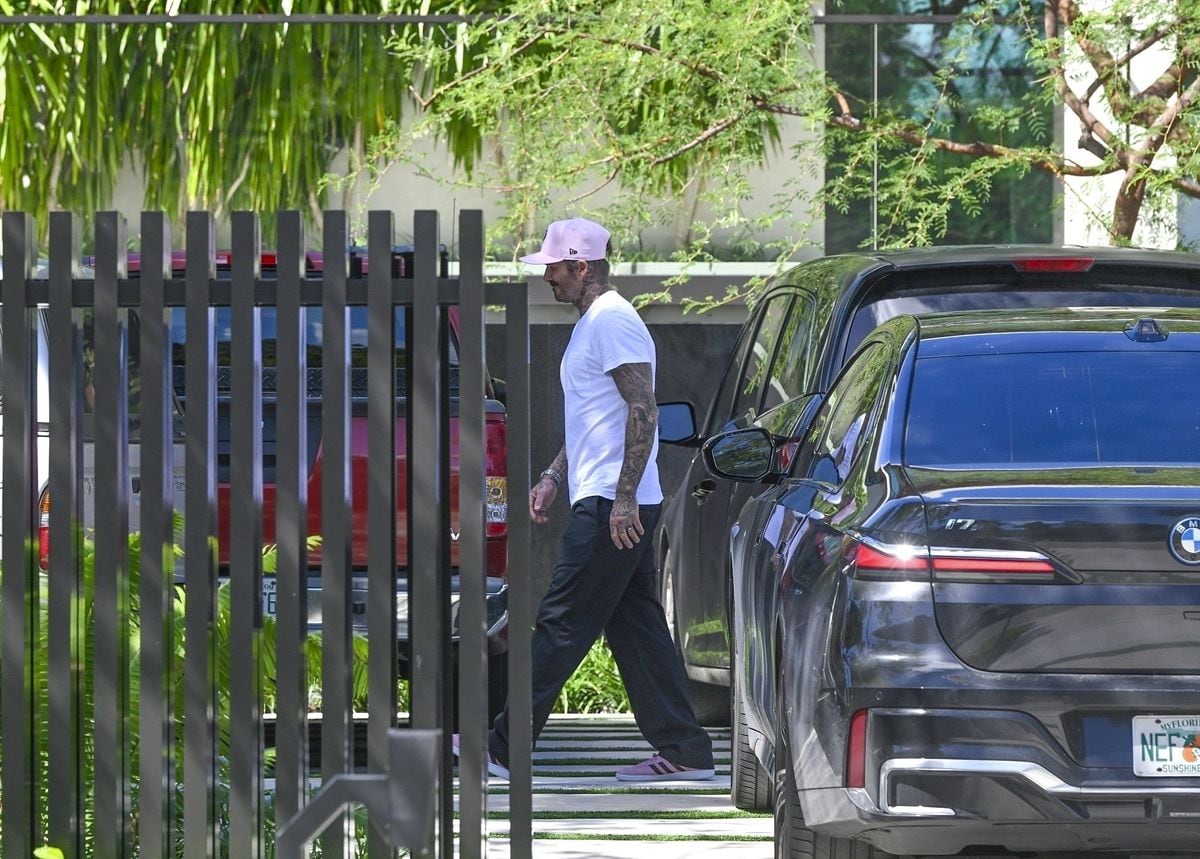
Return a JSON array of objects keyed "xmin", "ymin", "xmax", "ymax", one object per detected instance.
[
  {"xmin": 262, "ymin": 578, "xmax": 277, "ymax": 619},
  {"xmin": 1133, "ymin": 715, "xmax": 1200, "ymax": 777}
]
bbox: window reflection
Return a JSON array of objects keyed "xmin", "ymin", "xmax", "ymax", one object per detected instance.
[{"xmin": 822, "ymin": 1, "xmax": 1053, "ymax": 251}]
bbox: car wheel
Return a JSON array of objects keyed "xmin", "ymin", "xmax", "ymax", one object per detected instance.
[
  {"xmin": 774, "ymin": 685, "xmax": 898, "ymax": 859},
  {"xmin": 660, "ymin": 546, "xmax": 731, "ymax": 727},
  {"xmin": 731, "ymin": 648, "xmax": 772, "ymax": 810}
]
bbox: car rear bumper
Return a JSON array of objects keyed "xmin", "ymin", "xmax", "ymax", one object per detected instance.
[{"xmin": 801, "ymin": 705, "xmax": 1200, "ymax": 855}]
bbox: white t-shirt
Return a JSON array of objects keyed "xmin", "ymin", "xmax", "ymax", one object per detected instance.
[{"xmin": 560, "ymin": 290, "xmax": 663, "ymax": 506}]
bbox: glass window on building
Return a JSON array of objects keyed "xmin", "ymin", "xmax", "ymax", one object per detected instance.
[{"xmin": 821, "ymin": 0, "xmax": 1055, "ymax": 252}]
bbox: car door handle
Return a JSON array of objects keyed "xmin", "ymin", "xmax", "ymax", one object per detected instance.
[{"xmin": 691, "ymin": 479, "xmax": 716, "ymax": 499}]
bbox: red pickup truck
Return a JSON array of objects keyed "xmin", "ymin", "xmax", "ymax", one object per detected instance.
[{"xmin": 54, "ymin": 246, "xmax": 510, "ymax": 713}]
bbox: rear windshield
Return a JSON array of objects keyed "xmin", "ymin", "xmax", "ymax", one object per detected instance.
[
  {"xmin": 848, "ymin": 288, "xmax": 1200, "ymax": 363},
  {"xmin": 905, "ymin": 350, "xmax": 1200, "ymax": 467}
]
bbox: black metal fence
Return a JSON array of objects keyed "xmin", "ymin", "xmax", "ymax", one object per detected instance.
[{"xmin": 0, "ymin": 208, "xmax": 533, "ymax": 857}]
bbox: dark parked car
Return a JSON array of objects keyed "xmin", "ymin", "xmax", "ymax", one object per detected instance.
[
  {"xmin": 656, "ymin": 245, "xmax": 1200, "ymax": 808},
  {"xmin": 705, "ymin": 307, "xmax": 1200, "ymax": 857}
]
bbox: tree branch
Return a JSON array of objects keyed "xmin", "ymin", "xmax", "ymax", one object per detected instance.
[
  {"xmin": 1175, "ymin": 176, "xmax": 1200, "ymax": 197},
  {"xmin": 567, "ymin": 165, "xmax": 621, "ymax": 202},
  {"xmin": 1082, "ymin": 24, "xmax": 1173, "ymax": 103},
  {"xmin": 651, "ymin": 113, "xmax": 745, "ymax": 165},
  {"xmin": 411, "ymin": 28, "xmax": 548, "ymax": 110},
  {"xmin": 579, "ymin": 32, "xmax": 725, "ymax": 83},
  {"xmin": 1045, "ymin": 0, "xmax": 1127, "ymax": 165},
  {"xmin": 1057, "ymin": 0, "xmax": 1133, "ymax": 108},
  {"xmin": 826, "ymin": 113, "xmax": 1119, "ymax": 178}
]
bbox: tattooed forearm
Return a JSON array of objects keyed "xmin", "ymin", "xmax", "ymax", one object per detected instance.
[
  {"xmin": 547, "ymin": 445, "xmax": 567, "ymax": 476},
  {"xmin": 610, "ymin": 362, "xmax": 658, "ymax": 499}
]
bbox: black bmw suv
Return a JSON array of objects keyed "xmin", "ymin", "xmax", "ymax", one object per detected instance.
[
  {"xmin": 656, "ymin": 246, "xmax": 1200, "ymax": 815},
  {"xmin": 705, "ymin": 307, "xmax": 1200, "ymax": 857}
]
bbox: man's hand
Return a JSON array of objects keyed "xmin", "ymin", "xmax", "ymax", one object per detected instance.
[
  {"xmin": 609, "ymin": 493, "xmax": 643, "ymax": 549},
  {"xmin": 530, "ymin": 476, "xmax": 558, "ymax": 524}
]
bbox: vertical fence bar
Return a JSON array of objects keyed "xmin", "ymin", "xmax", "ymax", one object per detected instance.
[
  {"xmin": 366, "ymin": 210, "xmax": 398, "ymax": 859},
  {"xmin": 438, "ymin": 252, "xmax": 456, "ymax": 859},
  {"xmin": 93, "ymin": 211, "xmax": 132, "ymax": 858},
  {"xmin": 410, "ymin": 210, "xmax": 447, "ymax": 856},
  {"xmin": 138, "ymin": 211, "xmax": 175, "ymax": 859},
  {"xmin": 502, "ymin": 281, "xmax": 533, "ymax": 859},
  {"xmin": 1, "ymin": 212, "xmax": 38, "ymax": 858},
  {"xmin": 183, "ymin": 211, "xmax": 219, "ymax": 859},
  {"xmin": 47, "ymin": 212, "xmax": 84, "ymax": 859},
  {"xmin": 230, "ymin": 212, "xmax": 265, "ymax": 856},
  {"xmin": 321, "ymin": 210, "xmax": 353, "ymax": 859},
  {"xmin": 456, "ymin": 210, "xmax": 489, "ymax": 859},
  {"xmin": 274, "ymin": 211, "xmax": 310, "ymax": 828}
]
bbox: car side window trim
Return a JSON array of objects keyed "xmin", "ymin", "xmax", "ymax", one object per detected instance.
[
  {"xmin": 704, "ymin": 289, "xmax": 797, "ymax": 435},
  {"xmin": 794, "ymin": 341, "xmax": 889, "ymax": 489}
]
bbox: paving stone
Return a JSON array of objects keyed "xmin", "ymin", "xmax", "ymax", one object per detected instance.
[{"xmin": 452, "ymin": 714, "xmax": 761, "ymax": 858}]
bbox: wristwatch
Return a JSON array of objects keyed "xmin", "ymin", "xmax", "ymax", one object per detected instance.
[{"xmin": 539, "ymin": 467, "xmax": 564, "ymax": 486}]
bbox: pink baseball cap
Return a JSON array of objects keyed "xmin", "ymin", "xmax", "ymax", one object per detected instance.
[{"xmin": 519, "ymin": 217, "xmax": 611, "ymax": 265}]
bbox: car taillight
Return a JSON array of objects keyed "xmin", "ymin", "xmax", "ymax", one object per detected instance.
[
  {"xmin": 38, "ymin": 488, "xmax": 51, "ymax": 570},
  {"xmin": 929, "ymin": 548, "xmax": 1057, "ymax": 583},
  {"xmin": 846, "ymin": 709, "xmax": 868, "ymax": 789},
  {"xmin": 486, "ymin": 476, "xmax": 508, "ymax": 538},
  {"xmin": 847, "ymin": 538, "xmax": 930, "ymax": 581},
  {"xmin": 1011, "ymin": 256, "xmax": 1095, "ymax": 273},
  {"xmin": 485, "ymin": 419, "xmax": 508, "ymax": 539},
  {"xmin": 848, "ymin": 535, "xmax": 1058, "ymax": 583}
]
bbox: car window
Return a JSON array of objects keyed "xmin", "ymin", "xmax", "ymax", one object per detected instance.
[
  {"xmin": 82, "ymin": 309, "xmax": 147, "ymax": 433},
  {"xmin": 799, "ymin": 342, "xmax": 887, "ymax": 486},
  {"xmin": 730, "ymin": 293, "xmax": 793, "ymax": 425},
  {"xmin": 705, "ymin": 291, "xmax": 793, "ymax": 433},
  {"xmin": 761, "ymin": 292, "xmax": 817, "ymax": 411},
  {"xmin": 905, "ymin": 349, "xmax": 1200, "ymax": 466},
  {"xmin": 704, "ymin": 316, "xmax": 753, "ymax": 434},
  {"xmin": 172, "ymin": 306, "xmax": 458, "ymax": 398}
]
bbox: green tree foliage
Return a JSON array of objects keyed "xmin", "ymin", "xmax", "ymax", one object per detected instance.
[
  {"xmin": 387, "ymin": 0, "xmax": 826, "ymax": 262},
  {"xmin": 391, "ymin": 0, "xmax": 1200, "ymax": 262},
  {"xmin": 0, "ymin": 1, "xmax": 407, "ymax": 235},
  {"xmin": 2, "ymin": 1, "xmax": 1195, "ymax": 263}
]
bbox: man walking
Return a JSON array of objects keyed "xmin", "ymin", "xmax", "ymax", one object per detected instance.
[{"xmin": 469, "ymin": 217, "xmax": 714, "ymax": 782}]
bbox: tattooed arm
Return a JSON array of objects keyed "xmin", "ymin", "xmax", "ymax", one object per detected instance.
[{"xmin": 609, "ymin": 361, "xmax": 658, "ymax": 548}]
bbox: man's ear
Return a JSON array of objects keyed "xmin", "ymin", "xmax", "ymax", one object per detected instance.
[{"xmin": 577, "ymin": 258, "xmax": 590, "ymax": 279}]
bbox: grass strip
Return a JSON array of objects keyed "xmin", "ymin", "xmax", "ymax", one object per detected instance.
[
  {"xmin": 523, "ymin": 757, "xmax": 732, "ymax": 766},
  {"xmin": 485, "ymin": 809, "xmax": 769, "ymax": 820},
  {"xmin": 485, "ymin": 832, "xmax": 773, "ymax": 842},
  {"xmin": 485, "ymin": 786, "xmax": 729, "ymax": 796}
]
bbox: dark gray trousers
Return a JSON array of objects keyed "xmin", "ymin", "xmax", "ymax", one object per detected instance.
[{"xmin": 489, "ymin": 496, "xmax": 714, "ymax": 769}]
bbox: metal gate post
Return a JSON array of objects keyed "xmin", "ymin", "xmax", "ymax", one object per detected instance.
[{"xmin": 276, "ymin": 728, "xmax": 440, "ymax": 858}]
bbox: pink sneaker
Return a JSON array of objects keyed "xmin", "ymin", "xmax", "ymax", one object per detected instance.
[
  {"xmin": 451, "ymin": 733, "xmax": 510, "ymax": 781},
  {"xmin": 615, "ymin": 754, "xmax": 715, "ymax": 782}
]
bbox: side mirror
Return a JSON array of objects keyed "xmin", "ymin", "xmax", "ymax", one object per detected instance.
[
  {"xmin": 658, "ymin": 401, "xmax": 698, "ymax": 445},
  {"xmin": 702, "ymin": 427, "xmax": 777, "ymax": 482}
]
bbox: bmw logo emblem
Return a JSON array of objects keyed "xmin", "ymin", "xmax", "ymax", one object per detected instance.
[{"xmin": 1169, "ymin": 517, "xmax": 1200, "ymax": 565}]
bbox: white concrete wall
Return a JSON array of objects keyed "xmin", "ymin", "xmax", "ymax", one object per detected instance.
[{"xmin": 108, "ymin": 113, "xmax": 824, "ymax": 263}]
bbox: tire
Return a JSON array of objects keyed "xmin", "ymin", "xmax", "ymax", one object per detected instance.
[
  {"xmin": 660, "ymin": 546, "xmax": 731, "ymax": 727},
  {"xmin": 731, "ymin": 653, "xmax": 772, "ymax": 810},
  {"xmin": 774, "ymin": 685, "xmax": 897, "ymax": 859}
]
